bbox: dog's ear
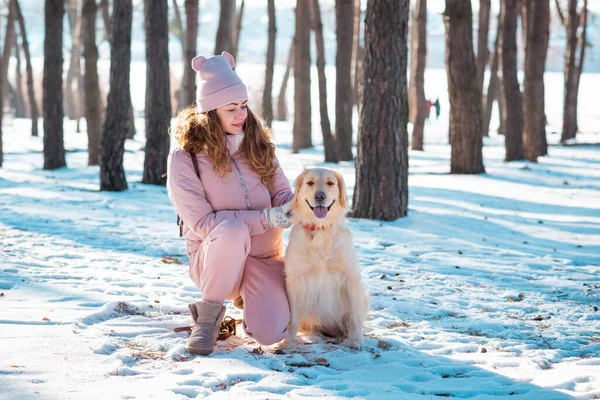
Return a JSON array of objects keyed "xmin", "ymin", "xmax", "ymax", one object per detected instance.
[
  {"xmin": 292, "ymin": 169, "xmax": 309, "ymax": 211},
  {"xmin": 333, "ymin": 170, "xmax": 349, "ymax": 210}
]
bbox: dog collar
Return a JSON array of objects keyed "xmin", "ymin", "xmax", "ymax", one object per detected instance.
[{"xmin": 302, "ymin": 223, "xmax": 332, "ymax": 231}]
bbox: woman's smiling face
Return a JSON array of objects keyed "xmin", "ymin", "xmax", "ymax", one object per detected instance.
[{"xmin": 216, "ymin": 100, "xmax": 248, "ymax": 135}]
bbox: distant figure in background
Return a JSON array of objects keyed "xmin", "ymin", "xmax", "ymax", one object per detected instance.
[
  {"xmin": 425, "ymin": 99, "xmax": 433, "ymax": 123},
  {"xmin": 434, "ymin": 98, "xmax": 441, "ymax": 120}
]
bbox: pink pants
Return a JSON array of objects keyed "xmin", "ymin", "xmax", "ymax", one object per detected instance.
[{"xmin": 189, "ymin": 219, "xmax": 290, "ymax": 345}]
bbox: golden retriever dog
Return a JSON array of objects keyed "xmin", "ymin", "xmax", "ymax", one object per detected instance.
[{"xmin": 284, "ymin": 168, "xmax": 368, "ymax": 349}]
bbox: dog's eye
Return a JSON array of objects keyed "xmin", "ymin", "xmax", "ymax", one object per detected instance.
[
  {"xmin": 326, "ymin": 181, "xmax": 335, "ymax": 186},
  {"xmin": 307, "ymin": 181, "xmax": 315, "ymax": 186}
]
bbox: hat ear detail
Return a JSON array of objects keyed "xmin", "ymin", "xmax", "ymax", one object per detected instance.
[
  {"xmin": 221, "ymin": 51, "xmax": 235, "ymax": 68},
  {"xmin": 191, "ymin": 56, "xmax": 206, "ymax": 72}
]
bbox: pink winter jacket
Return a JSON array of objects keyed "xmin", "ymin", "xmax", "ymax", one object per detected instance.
[{"xmin": 166, "ymin": 134, "xmax": 294, "ymax": 260}]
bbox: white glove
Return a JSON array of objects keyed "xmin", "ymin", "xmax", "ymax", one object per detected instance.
[{"xmin": 263, "ymin": 201, "xmax": 293, "ymax": 229}]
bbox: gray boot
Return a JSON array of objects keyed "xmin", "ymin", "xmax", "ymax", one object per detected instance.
[{"xmin": 186, "ymin": 300, "xmax": 226, "ymax": 355}]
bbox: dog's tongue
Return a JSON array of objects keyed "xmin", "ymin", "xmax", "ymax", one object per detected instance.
[{"xmin": 313, "ymin": 206, "xmax": 328, "ymax": 219}]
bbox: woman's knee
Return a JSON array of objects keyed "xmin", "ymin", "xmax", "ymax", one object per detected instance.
[{"xmin": 243, "ymin": 308, "xmax": 290, "ymax": 346}]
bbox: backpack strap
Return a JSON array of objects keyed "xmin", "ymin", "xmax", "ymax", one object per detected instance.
[{"xmin": 177, "ymin": 152, "xmax": 203, "ymax": 237}]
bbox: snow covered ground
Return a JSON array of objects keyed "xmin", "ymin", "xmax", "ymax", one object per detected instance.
[{"xmin": 1, "ymin": 68, "xmax": 600, "ymax": 398}]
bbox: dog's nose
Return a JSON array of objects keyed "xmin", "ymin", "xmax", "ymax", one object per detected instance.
[{"xmin": 314, "ymin": 191, "xmax": 326, "ymax": 203}]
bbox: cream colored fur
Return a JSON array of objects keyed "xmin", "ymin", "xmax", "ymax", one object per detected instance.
[{"xmin": 284, "ymin": 168, "xmax": 368, "ymax": 349}]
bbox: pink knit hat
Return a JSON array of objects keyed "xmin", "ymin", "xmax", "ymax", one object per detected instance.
[{"xmin": 191, "ymin": 51, "xmax": 248, "ymax": 113}]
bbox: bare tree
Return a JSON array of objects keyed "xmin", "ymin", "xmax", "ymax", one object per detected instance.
[
  {"xmin": 100, "ymin": 0, "xmax": 132, "ymax": 191},
  {"xmin": 482, "ymin": 12, "xmax": 502, "ymax": 137},
  {"xmin": 13, "ymin": 32, "xmax": 26, "ymax": 118},
  {"xmin": 476, "ymin": 0, "xmax": 490, "ymax": 96},
  {"xmin": 444, "ymin": 0, "xmax": 485, "ymax": 174},
  {"xmin": 182, "ymin": 0, "xmax": 199, "ymax": 108},
  {"xmin": 293, "ymin": 1, "xmax": 312, "ymax": 152},
  {"xmin": 43, "ymin": 0, "xmax": 66, "ymax": 170},
  {"xmin": 214, "ymin": 0, "xmax": 235, "ymax": 54},
  {"xmin": 2, "ymin": 1, "xmax": 15, "ymax": 105},
  {"xmin": 353, "ymin": 0, "xmax": 409, "ymax": 220},
  {"xmin": 82, "ymin": 0, "xmax": 102, "ymax": 165},
  {"xmin": 335, "ymin": 0, "xmax": 354, "ymax": 161},
  {"xmin": 522, "ymin": 0, "xmax": 549, "ymax": 161},
  {"xmin": 310, "ymin": 0, "xmax": 336, "ymax": 162},
  {"xmin": 65, "ymin": 0, "xmax": 82, "ymax": 125},
  {"xmin": 262, "ymin": 0, "xmax": 275, "ymax": 126},
  {"xmin": 143, "ymin": 0, "xmax": 171, "ymax": 185},
  {"xmin": 499, "ymin": 0, "xmax": 523, "ymax": 161},
  {"xmin": 276, "ymin": 38, "xmax": 294, "ymax": 121},
  {"xmin": 351, "ymin": 0, "xmax": 361, "ymax": 107},
  {"xmin": 232, "ymin": 0, "xmax": 245, "ymax": 61},
  {"xmin": 99, "ymin": 0, "xmax": 111, "ymax": 42},
  {"xmin": 408, "ymin": 0, "xmax": 427, "ymax": 151},
  {"xmin": 13, "ymin": 0, "xmax": 38, "ymax": 136},
  {"xmin": 558, "ymin": 0, "xmax": 588, "ymax": 143}
]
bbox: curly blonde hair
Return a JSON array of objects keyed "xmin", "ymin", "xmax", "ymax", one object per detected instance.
[{"xmin": 171, "ymin": 105, "xmax": 278, "ymax": 188}]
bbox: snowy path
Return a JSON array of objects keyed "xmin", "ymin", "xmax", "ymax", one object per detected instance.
[{"xmin": 1, "ymin": 121, "xmax": 599, "ymax": 399}]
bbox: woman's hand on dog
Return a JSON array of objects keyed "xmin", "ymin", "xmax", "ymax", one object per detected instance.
[{"xmin": 263, "ymin": 200, "xmax": 293, "ymax": 229}]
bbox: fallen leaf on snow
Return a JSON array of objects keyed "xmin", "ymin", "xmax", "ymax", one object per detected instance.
[
  {"xmin": 160, "ymin": 256, "xmax": 181, "ymax": 264},
  {"xmin": 42, "ymin": 317, "xmax": 50, "ymax": 321},
  {"xmin": 377, "ymin": 340, "xmax": 392, "ymax": 350}
]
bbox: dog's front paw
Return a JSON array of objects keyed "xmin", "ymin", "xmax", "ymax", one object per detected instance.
[{"xmin": 344, "ymin": 337, "xmax": 363, "ymax": 350}]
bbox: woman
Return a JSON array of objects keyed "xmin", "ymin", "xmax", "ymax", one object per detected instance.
[{"xmin": 167, "ymin": 52, "xmax": 293, "ymax": 355}]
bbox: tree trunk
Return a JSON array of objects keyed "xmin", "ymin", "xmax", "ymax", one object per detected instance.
[
  {"xmin": 522, "ymin": 0, "xmax": 549, "ymax": 161},
  {"xmin": 126, "ymin": 100, "xmax": 135, "ymax": 139},
  {"xmin": 99, "ymin": 0, "xmax": 111, "ymax": 42},
  {"xmin": 310, "ymin": 0, "xmax": 336, "ymax": 163},
  {"xmin": 182, "ymin": 0, "xmax": 199, "ymax": 109},
  {"xmin": 13, "ymin": 0, "xmax": 39, "ymax": 136},
  {"xmin": 100, "ymin": 0, "xmax": 132, "ymax": 191},
  {"xmin": 2, "ymin": 2, "xmax": 15, "ymax": 106},
  {"xmin": 409, "ymin": 0, "xmax": 427, "ymax": 151},
  {"xmin": 499, "ymin": 0, "xmax": 523, "ymax": 161},
  {"xmin": 444, "ymin": 0, "xmax": 485, "ymax": 174},
  {"xmin": 351, "ymin": 0, "xmax": 361, "ymax": 107},
  {"xmin": 262, "ymin": 0, "xmax": 276, "ymax": 127},
  {"xmin": 214, "ymin": 0, "xmax": 235, "ymax": 54},
  {"xmin": 82, "ymin": 0, "xmax": 102, "ymax": 166},
  {"xmin": 65, "ymin": 0, "xmax": 79, "ymax": 121},
  {"xmin": 13, "ymin": 34, "xmax": 26, "ymax": 118},
  {"xmin": 232, "ymin": 0, "xmax": 245, "ymax": 62},
  {"xmin": 476, "ymin": 0, "xmax": 490, "ymax": 96},
  {"xmin": 276, "ymin": 38, "xmax": 294, "ymax": 121},
  {"xmin": 482, "ymin": 11, "xmax": 501, "ymax": 137},
  {"xmin": 561, "ymin": 0, "xmax": 587, "ymax": 143},
  {"xmin": 335, "ymin": 0, "xmax": 354, "ymax": 161},
  {"xmin": 143, "ymin": 0, "xmax": 171, "ymax": 186},
  {"xmin": 43, "ymin": 0, "xmax": 66, "ymax": 170},
  {"xmin": 561, "ymin": 0, "xmax": 579, "ymax": 142},
  {"xmin": 353, "ymin": 0, "xmax": 409, "ymax": 220},
  {"xmin": 293, "ymin": 1, "xmax": 312, "ymax": 152},
  {"xmin": 171, "ymin": 0, "xmax": 185, "ymax": 112}
]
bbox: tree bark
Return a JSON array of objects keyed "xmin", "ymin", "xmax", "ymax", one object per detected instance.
[
  {"xmin": 13, "ymin": 0, "xmax": 38, "ymax": 136},
  {"xmin": 143, "ymin": 0, "xmax": 171, "ymax": 186},
  {"xmin": 2, "ymin": 2, "xmax": 15, "ymax": 106},
  {"xmin": 232, "ymin": 0, "xmax": 245, "ymax": 61},
  {"xmin": 13, "ymin": 33, "xmax": 26, "ymax": 118},
  {"xmin": 182, "ymin": 0, "xmax": 199, "ymax": 109},
  {"xmin": 82, "ymin": 0, "xmax": 102, "ymax": 166},
  {"xmin": 293, "ymin": 1, "xmax": 312, "ymax": 152},
  {"xmin": 499, "ymin": 0, "xmax": 523, "ymax": 161},
  {"xmin": 444, "ymin": 0, "xmax": 485, "ymax": 174},
  {"xmin": 276, "ymin": 38, "xmax": 294, "ymax": 121},
  {"xmin": 522, "ymin": 0, "xmax": 549, "ymax": 161},
  {"xmin": 353, "ymin": 0, "xmax": 409, "ymax": 220},
  {"xmin": 214, "ymin": 0, "xmax": 235, "ymax": 54},
  {"xmin": 409, "ymin": 0, "xmax": 427, "ymax": 151},
  {"xmin": 476, "ymin": 0, "xmax": 490, "ymax": 96},
  {"xmin": 310, "ymin": 0, "xmax": 336, "ymax": 163},
  {"xmin": 65, "ymin": 0, "xmax": 80, "ymax": 121},
  {"xmin": 482, "ymin": 10, "xmax": 501, "ymax": 137},
  {"xmin": 351, "ymin": 0, "xmax": 361, "ymax": 107},
  {"xmin": 43, "ymin": 0, "xmax": 66, "ymax": 170},
  {"xmin": 335, "ymin": 0, "xmax": 354, "ymax": 161},
  {"xmin": 99, "ymin": 0, "xmax": 111, "ymax": 42},
  {"xmin": 100, "ymin": 0, "xmax": 132, "ymax": 191},
  {"xmin": 262, "ymin": 0, "xmax": 276, "ymax": 127},
  {"xmin": 171, "ymin": 0, "xmax": 185, "ymax": 53}
]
